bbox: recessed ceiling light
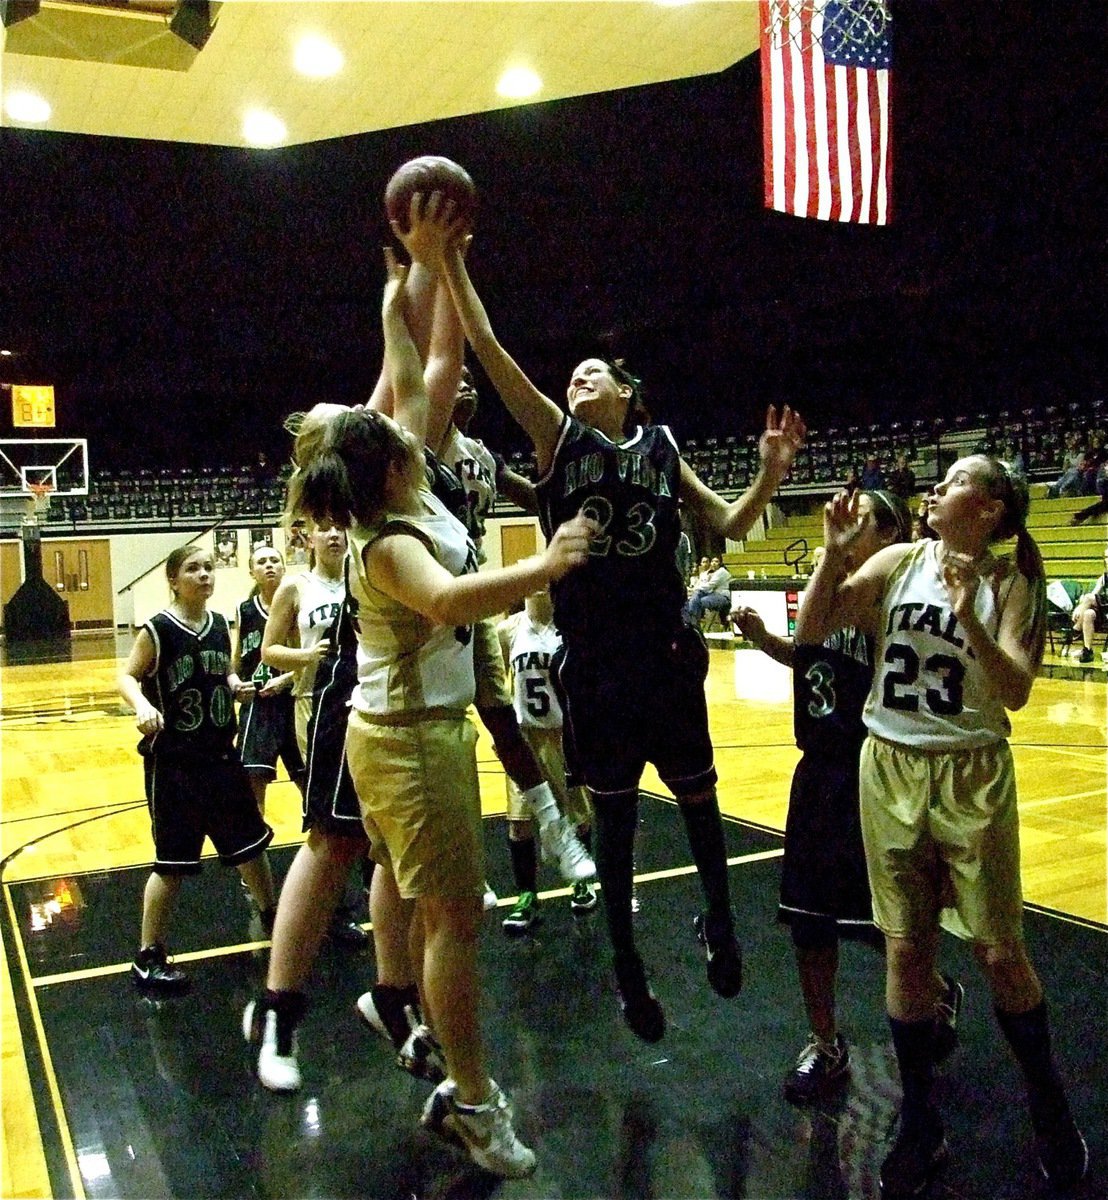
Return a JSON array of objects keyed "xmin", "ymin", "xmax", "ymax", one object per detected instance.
[
  {"xmin": 242, "ymin": 109, "xmax": 287, "ymax": 148},
  {"xmin": 496, "ymin": 66, "xmax": 542, "ymax": 100},
  {"xmin": 5, "ymin": 91, "xmax": 52, "ymax": 124},
  {"xmin": 0, "ymin": 349, "xmax": 13, "ymax": 357},
  {"xmin": 293, "ymin": 35, "xmax": 343, "ymax": 79}
]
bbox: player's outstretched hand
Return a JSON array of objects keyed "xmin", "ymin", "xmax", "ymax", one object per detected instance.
[
  {"xmin": 731, "ymin": 605, "xmax": 766, "ymax": 646},
  {"xmin": 822, "ymin": 489, "xmax": 865, "ymax": 560},
  {"xmin": 759, "ymin": 405, "xmax": 807, "ymax": 477},
  {"xmin": 940, "ymin": 550, "xmax": 990, "ymax": 625},
  {"xmin": 542, "ymin": 512, "xmax": 597, "ymax": 581},
  {"xmin": 389, "ymin": 191, "xmax": 464, "ymax": 267}
]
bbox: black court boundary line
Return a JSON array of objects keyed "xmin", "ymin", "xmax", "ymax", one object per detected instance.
[
  {"xmin": 0, "ymin": 803, "xmax": 148, "ymax": 1200},
  {"xmin": 0, "ymin": 890, "xmax": 76, "ymax": 1199}
]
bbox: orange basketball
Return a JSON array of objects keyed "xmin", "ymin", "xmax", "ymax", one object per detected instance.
[{"xmin": 384, "ymin": 156, "xmax": 477, "ymax": 232}]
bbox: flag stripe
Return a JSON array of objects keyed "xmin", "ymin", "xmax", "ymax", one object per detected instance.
[{"xmin": 760, "ymin": 0, "xmax": 891, "ymax": 225}]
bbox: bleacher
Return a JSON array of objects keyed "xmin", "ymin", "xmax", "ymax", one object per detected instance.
[
  {"xmin": 32, "ymin": 464, "xmax": 287, "ymax": 531},
  {"xmin": 25, "ymin": 396, "xmax": 1107, "ymax": 565},
  {"xmin": 723, "ymin": 494, "xmax": 1107, "ymax": 589}
]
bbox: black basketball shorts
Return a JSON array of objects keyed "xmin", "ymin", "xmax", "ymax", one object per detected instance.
[{"xmin": 237, "ymin": 691, "xmax": 304, "ymax": 781}]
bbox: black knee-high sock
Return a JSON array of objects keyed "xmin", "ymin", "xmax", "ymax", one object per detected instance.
[
  {"xmin": 594, "ymin": 792, "xmax": 639, "ymax": 962},
  {"xmin": 888, "ymin": 1015, "xmax": 937, "ymax": 1129},
  {"xmin": 508, "ymin": 835, "xmax": 538, "ymax": 893},
  {"xmin": 678, "ymin": 792, "xmax": 733, "ymax": 922},
  {"xmin": 995, "ymin": 1001, "xmax": 1064, "ymax": 1103}
]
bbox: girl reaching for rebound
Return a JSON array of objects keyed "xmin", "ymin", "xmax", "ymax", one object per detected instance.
[
  {"xmin": 437, "ymin": 217, "xmax": 805, "ymax": 1042},
  {"xmin": 797, "ymin": 457, "xmax": 1086, "ymax": 1197},
  {"xmin": 270, "ymin": 240, "xmax": 592, "ymax": 1178}
]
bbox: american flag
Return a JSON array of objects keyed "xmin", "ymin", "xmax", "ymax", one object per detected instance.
[{"xmin": 760, "ymin": 0, "xmax": 892, "ymax": 224}]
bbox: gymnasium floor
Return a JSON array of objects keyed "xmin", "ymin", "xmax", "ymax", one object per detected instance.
[{"xmin": 2, "ymin": 635, "xmax": 1105, "ymax": 1200}]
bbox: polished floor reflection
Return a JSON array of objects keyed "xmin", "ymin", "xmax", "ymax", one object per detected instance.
[{"xmin": 8, "ymin": 806, "xmax": 1106, "ymax": 1200}]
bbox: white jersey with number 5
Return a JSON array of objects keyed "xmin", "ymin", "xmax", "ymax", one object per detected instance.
[
  {"xmin": 864, "ymin": 539, "xmax": 1010, "ymax": 750},
  {"xmin": 505, "ymin": 614, "xmax": 564, "ymax": 731}
]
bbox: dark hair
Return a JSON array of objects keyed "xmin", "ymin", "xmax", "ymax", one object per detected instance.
[
  {"xmin": 973, "ymin": 454, "xmax": 1047, "ymax": 664},
  {"xmin": 165, "ymin": 544, "xmax": 207, "ymax": 592},
  {"xmin": 284, "ymin": 405, "xmax": 410, "ymax": 529},
  {"xmin": 865, "ymin": 489, "xmax": 912, "ymax": 544},
  {"xmin": 609, "ymin": 359, "xmax": 651, "ymax": 435}
]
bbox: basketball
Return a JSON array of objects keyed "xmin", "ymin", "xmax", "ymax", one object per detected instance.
[{"xmin": 384, "ymin": 155, "xmax": 477, "ymax": 232}]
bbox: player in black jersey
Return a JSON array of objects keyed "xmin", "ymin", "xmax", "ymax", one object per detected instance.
[
  {"xmin": 737, "ymin": 492, "xmax": 962, "ymax": 1109},
  {"xmin": 440, "ymin": 229, "xmax": 805, "ymax": 1041},
  {"xmin": 234, "ymin": 543, "xmax": 303, "ymax": 815},
  {"xmin": 119, "ymin": 546, "xmax": 276, "ymax": 994}
]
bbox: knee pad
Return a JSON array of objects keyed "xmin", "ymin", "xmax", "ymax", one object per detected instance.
[{"xmin": 789, "ymin": 912, "xmax": 838, "ymax": 951}]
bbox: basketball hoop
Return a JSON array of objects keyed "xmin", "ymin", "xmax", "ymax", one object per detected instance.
[
  {"xmin": 27, "ymin": 482, "xmax": 54, "ymax": 521},
  {"xmin": 764, "ymin": 0, "xmax": 890, "ymax": 53}
]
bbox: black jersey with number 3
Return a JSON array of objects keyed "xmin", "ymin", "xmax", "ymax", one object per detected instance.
[
  {"xmin": 793, "ymin": 630, "xmax": 873, "ymax": 760},
  {"xmin": 536, "ymin": 416, "xmax": 684, "ymax": 646},
  {"xmin": 142, "ymin": 609, "xmax": 237, "ymax": 757}
]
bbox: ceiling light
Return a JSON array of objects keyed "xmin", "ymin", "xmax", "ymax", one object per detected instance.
[
  {"xmin": 0, "ymin": 350, "xmax": 13, "ymax": 357},
  {"xmin": 5, "ymin": 91, "xmax": 52, "ymax": 124},
  {"xmin": 242, "ymin": 109, "xmax": 287, "ymax": 148},
  {"xmin": 496, "ymin": 66, "xmax": 542, "ymax": 100},
  {"xmin": 293, "ymin": 35, "xmax": 343, "ymax": 79}
]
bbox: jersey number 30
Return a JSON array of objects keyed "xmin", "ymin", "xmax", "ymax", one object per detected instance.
[{"xmin": 881, "ymin": 643, "xmax": 965, "ymax": 716}]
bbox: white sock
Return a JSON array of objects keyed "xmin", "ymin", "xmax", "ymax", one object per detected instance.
[{"xmin": 522, "ymin": 782, "xmax": 559, "ymax": 828}]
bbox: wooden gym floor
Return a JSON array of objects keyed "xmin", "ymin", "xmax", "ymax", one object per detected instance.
[{"xmin": 1, "ymin": 634, "xmax": 1104, "ymax": 1199}]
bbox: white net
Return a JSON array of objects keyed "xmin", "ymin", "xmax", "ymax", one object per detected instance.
[{"xmin": 764, "ymin": 0, "xmax": 890, "ymax": 52}]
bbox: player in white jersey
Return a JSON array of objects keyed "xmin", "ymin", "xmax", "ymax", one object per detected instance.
[
  {"xmin": 496, "ymin": 589, "xmax": 596, "ymax": 931},
  {"xmin": 253, "ymin": 226, "xmax": 593, "ymax": 1177},
  {"xmin": 263, "ymin": 527, "xmax": 347, "ymax": 754},
  {"xmin": 799, "ymin": 456, "xmax": 1086, "ymax": 1198}
]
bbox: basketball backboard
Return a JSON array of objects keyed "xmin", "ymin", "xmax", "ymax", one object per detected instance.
[{"xmin": 0, "ymin": 438, "xmax": 89, "ymax": 497}]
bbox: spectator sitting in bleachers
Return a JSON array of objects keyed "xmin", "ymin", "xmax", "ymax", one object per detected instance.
[
  {"xmin": 1069, "ymin": 547, "xmax": 1108, "ymax": 663},
  {"xmin": 1000, "ymin": 441, "xmax": 1027, "ymax": 483},
  {"xmin": 886, "ymin": 452, "xmax": 916, "ymax": 500},
  {"xmin": 1047, "ymin": 432, "xmax": 1086, "ymax": 498},
  {"xmin": 685, "ymin": 555, "xmax": 733, "ymax": 626},
  {"xmin": 860, "ymin": 454, "xmax": 885, "ymax": 490},
  {"xmin": 1070, "ymin": 459, "xmax": 1108, "ymax": 526},
  {"xmin": 1078, "ymin": 432, "xmax": 1106, "ymax": 496}
]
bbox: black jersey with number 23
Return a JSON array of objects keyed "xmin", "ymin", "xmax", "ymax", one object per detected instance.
[{"xmin": 536, "ymin": 417, "xmax": 684, "ymax": 646}]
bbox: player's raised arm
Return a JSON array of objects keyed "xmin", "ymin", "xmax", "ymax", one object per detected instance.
[
  {"xmin": 381, "ymin": 244, "xmax": 430, "ymax": 447},
  {"xmin": 681, "ymin": 406, "xmax": 807, "ymax": 543},
  {"xmin": 795, "ymin": 490, "xmax": 900, "ymax": 644},
  {"xmin": 440, "ymin": 236, "xmax": 564, "ymax": 474}
]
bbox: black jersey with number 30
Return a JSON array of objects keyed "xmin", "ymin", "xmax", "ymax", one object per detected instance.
[
  {"xmin": 536, "ymin": 417, "xmax": 684, "ymax": 646},
  {"xmin": 792, "ymin": 630, "xmax": 873, "ymax": 760},
  {"xmin": 141, "ymin": 610, "xmax": 237, "ymax": 757}
]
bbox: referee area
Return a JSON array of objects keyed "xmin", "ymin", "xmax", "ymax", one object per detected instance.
[{"xmin": 2, "ymin": 639, "xmax": 1105, "ymax": 1200}]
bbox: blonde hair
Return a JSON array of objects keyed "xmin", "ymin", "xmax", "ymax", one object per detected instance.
[{"xmin": 283, "ymin": 404, "xmax": 410, "ymax": 530}]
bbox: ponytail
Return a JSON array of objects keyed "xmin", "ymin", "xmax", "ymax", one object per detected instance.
[{"xmin": 981, "ymin": 456, "xmax": 1046, "ymax": 666}]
